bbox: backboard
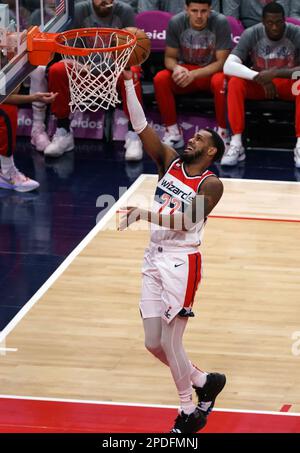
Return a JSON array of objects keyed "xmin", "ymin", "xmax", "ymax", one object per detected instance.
[{"xmin": 0, "ymin": 0, "xmax": 74, "ymax": 102}]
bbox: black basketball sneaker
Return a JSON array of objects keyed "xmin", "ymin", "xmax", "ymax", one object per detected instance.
[
  {"xmin": 170, "ymin": 407, "xmax": 207, "ymax": 433},
  {"xmin": 194, "ymin": 372, "xmax": 226, "ymax": 415}
]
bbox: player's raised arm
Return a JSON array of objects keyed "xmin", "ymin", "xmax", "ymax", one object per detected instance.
[{"xmin": 123, "ymin": 69, "xmax": 177, "ymax": 176}]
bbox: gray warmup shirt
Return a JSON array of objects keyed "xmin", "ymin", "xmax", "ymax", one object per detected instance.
[
  {"xmin": 231, "ymin": 22, "xmax": 300, "ymax": 71},
  {"xmin": 223, "ymin": 0, "xmax": 291, "ymax": 28},
  {"xmin": 166, "ymin": 10, "xmax": 232, "ymax": 66},
  {"xmin": 137, "ymin": 0, "xmax": 222, "ymax": 14},
  {"xmin": 72, "ymin": 0, "xmax": 135, "ymax": 29}
]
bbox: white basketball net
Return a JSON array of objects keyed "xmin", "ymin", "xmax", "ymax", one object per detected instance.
[{"xmin": 58, "ymin": 30, "xmax": 135, "ymax": 112}]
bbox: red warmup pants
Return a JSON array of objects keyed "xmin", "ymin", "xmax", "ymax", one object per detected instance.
[
  {"xmin": 0, "ymin": 104, "xmax": 17, "ymax": 157},
  {"xmin": 228, "ymin": 77, "xmax": 300, "ymax": 137},
  {"xmin": 153, "ymin": 65, "xmax": 227, "ymax": 128},
  {"xmin": 48, "ymin": 61, "xmax": 143, "ymax": 119}
]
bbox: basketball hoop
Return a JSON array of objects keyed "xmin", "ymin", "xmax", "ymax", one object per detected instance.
[{"xmin": 27, "ymin": 26, "xmax": 137, "ymax": 111}]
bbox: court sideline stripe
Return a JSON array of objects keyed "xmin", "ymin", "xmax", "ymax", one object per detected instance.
[
  {"xmin": 210, "ymin": 215, "xmax": 300, "ymax": 223},
  {"xmin": 0, "ymin": 174, "xmax": 149, "ymax": 343},
  {"xmin": 0, "ymin": 394, "xmax": 299, "ymax": 418}
]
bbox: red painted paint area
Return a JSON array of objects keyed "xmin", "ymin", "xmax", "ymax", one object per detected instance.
[{"xmin": 0, "ymin": 399, "xmax": 300, "ymax": 433}]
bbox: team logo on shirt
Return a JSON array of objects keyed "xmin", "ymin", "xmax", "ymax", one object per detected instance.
[
  {"xmin": 164, "ymin": 306, "xmax": 172, "ymax": 319},
  {"xmin": 253, "ymin": 36, "xmax": 297, "ymax": 71},
  {"xmin": 159, "ymin": 178, "xmax": 194, "ymax": 204}
]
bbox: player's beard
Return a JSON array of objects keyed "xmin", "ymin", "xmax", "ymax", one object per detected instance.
[{"xmin": 181, "ymin": 149, "xmax": 203, "ymax": 164}]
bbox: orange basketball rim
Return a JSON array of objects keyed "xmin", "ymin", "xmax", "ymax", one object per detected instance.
[
  {"xmin": 27, "ymin": 26, "xmax": 137, "ymax": 65},
  {"xmin": 26, "ymin": 26, "xmax": 138, "ymax": 112}
]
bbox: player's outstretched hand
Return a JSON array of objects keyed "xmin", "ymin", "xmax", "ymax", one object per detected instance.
[
  {"xmin": 118, "ymin": 206, "xmax": 141, "ymax": 231},
  {"xmin": 32, "ymin": 92, "xmax": 58, "ymax": 104},
  {"xmin": 122, "ymin": 69, "xmax": 133, "ymax": 80}
]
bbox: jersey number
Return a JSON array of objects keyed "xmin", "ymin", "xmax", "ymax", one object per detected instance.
[{"xmin": 158, "ymin": 194, "xmax": 181, "ymax": 215}]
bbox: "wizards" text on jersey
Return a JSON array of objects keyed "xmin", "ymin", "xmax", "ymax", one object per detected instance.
[{"xmin": 159, "ymin": 177, "xmax": 195, "ymax": 204}]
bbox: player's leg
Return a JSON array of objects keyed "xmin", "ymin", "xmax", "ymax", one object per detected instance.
[
  {"xmin": 153, "ymin": 65, "xmax": 213, "ymax": 148},
  {"xmin": 162, "ymin": 315, "xmax": 197, "ymax": 414},
  {"xmin": 223, "ymin": 76, "xmax": 266, "ymax": 165},
  {"xmin": 143, "ymin": 315, "xmax": 206, "ymax": 433},
  {"xmin": 140, "ymin": 247, "xmax": 167, "ymax": 361},
  {"xmin": 143, "ymin": 317, "xmax": 168, "ymax": 365},
  {"xmin": 143, "ymin": 317, "xmax": 210, "ymax": 385},
  {"xmin": 141, "ymin": 251, "xmax": 200, "ymax": 371},
  {"xmin": 160, "ymin": 250, "xmax": 226, "ymax": 432},
  {"xmin": 143, "ymin": 315, "xmax": 212, "ymax": 386},
  {"xmin": 44, "ymin": 61, "xmax": 74, "ymax": 157},
  {"xmin": 154, "ymin": 65, "xmax": 226, "ymax": 149},
  {"xmin": 158, "ymin": 250, "xmax": 204, "ymax": 431},
  {"xmin": 153, "ymin": 68, "xmax": 184, "ymax": 149},
  {"xmin": 161, "ymin": 315, "xmax": 206, "ymax": 433},
  {"xmin": 0, "ymin": 104, "xmax": 39, "ymax": 192},
  {"xmin": 273, "ymin": 78, "xmax": 300, "ymax": 167},
  {"xmin": 162, "ymin": 315, "xmax": 226, "ymax": 433},
  {"xmin": 210, "ymin": 72, "xmax": 230, "ymax": 149},
  {"xmin": 30, "ymin": 65, "xmax": 50, "ymax": 152},
  {"xmin": 160, "ymin": 314, "xmax": 226, "ymax": 432}
]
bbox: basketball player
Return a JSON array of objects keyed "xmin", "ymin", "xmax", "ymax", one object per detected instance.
[
  {"xmin": 222, "ymin": 0, "xmax": 290, "ymax": 29},
  {"xmin": 153, "ymin": 0, "xmax": 232, "ymax": 150},
  {"xmin": 0, "ymin": 89, "xmax": 57, "ymax": 192},
  {"xmin": 223, "ymin": 2, "xmax": 300, "ymax": 167},
  {"xmin": 119, "ymin": 69, "xmax": 226, "ymax": 433},
  {"xmin": 137, "ymin": 0, "xmax": 222, "ymax": 14}
]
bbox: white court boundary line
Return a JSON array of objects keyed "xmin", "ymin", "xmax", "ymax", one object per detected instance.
[
  {"xmin": 0, "ymin": 174, "xmax": 148, "ymax": 343},
  {"xmin": 0, "ymin": 394, "xmax": 299, "ymax": 418},
  {"xmin": 0, "ymin": 175, "xmax": 298, "ymax": 344}
]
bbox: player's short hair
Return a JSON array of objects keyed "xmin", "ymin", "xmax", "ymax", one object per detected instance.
[
  {"xmin": 263, "ymin": 2, "xmax": 285, "ymax": 18},
  {"xmin": 186, "ymin": 0, "xmax": 212, "ymax": 6},
  {"xmin": 205, "ymin": 128, "xmax": 225, "ymax": 162}
]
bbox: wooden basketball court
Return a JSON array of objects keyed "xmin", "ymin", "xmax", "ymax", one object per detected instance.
[{"xmin": 0, "ymin": 175, "xmax": 300, "ymax": 432}]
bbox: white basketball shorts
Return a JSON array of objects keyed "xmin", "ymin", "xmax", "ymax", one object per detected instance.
[{"xmin": 140, "ymin": 243, "xmax": 202, "ymax": 324}]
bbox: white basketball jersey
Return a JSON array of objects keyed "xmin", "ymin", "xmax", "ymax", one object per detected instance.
[{"xmin": 150, "ymin": 158, "xmax": 217, "ymax": 248}]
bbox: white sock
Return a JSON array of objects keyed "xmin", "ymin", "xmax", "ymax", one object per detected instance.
[
  {"xmin": 167, "ymin": 124, "xmax": 180, "ymax": 136},
  {"xmin": 231, "ymin": 134, "xmax": 242, "ymax": 147},
  {"xmin": 0, "ymin": 156, "xmax": 15, "ymax": 175},
  {"xmin": 190, "ymin": 362, "xmax": 208, "ymax": 388},
  {"xmin": 32, "ymin": 103, "xmax": 47, "ymax": 133},
  {"xmin": 32, "ymin": 122, "xmax": 46, "ymax": 134},
  {"xmin": 32, "ymin": 104, "xmax": 46, "ymax": 123},
  {"xmin": 296, "ymin": 137, "xmax": 300, "ymax": 147},
  {"xmin": 179, "ymin": 389, "xmax": 196, "ymax": 415}
]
